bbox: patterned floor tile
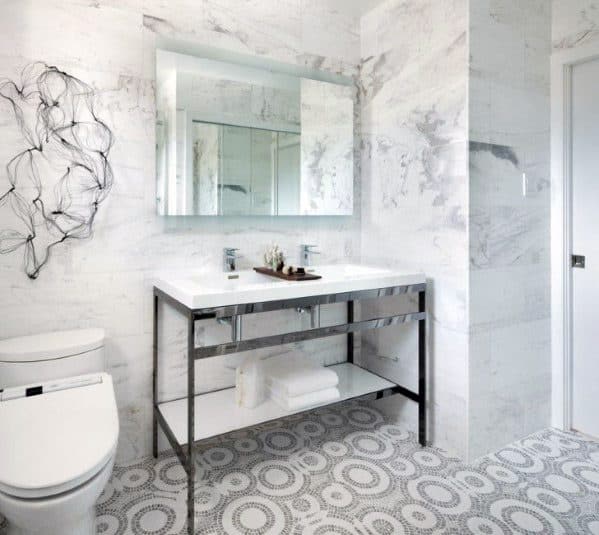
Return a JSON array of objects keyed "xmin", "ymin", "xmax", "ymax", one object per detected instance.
[{"xmin": 1, "ymin": 400, "xmax": 599, "ymax": 534}]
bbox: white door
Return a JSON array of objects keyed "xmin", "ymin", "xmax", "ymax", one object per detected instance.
[{"xmin": 571, "ymin": 56, "xmax": 599, "ymax": 438}]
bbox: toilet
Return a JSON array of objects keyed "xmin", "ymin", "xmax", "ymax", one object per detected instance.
[{"xmin": 0, "ymin": 329, "xmax": 119, "ymax": 535}]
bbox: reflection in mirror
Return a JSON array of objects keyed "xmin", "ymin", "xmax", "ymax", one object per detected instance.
[{"xmin": 156, "ymin": 50, "xmax": 353, "ymax": 216}]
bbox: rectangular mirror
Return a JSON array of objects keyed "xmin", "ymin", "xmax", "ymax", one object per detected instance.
[{"xmin": 156, "ymin": 50, "xmax": 354, "ymax": 216}]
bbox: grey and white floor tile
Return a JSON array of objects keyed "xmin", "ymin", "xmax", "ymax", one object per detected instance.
[{"xmin": 1, "ymin": 401, "xmax": 599, "ymax": 534}]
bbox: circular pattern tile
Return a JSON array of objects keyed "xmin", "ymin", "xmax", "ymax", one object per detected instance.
[
  {"xmin": 401, "ymin": 502, "xmax": 442, "ymax": 531},
  {"xmin": 295, "ymin": 420, "xmax": 326, "ymax": 439},
  {"xmin": 260, "ymin": 429, "xmax": 302, "ymax": 456},
  {"xmin": 253, "ymin": 460, "xmax": 306, "ymax": 497},
  {"xmin": 544, "ymin": 473, "xmax": 583, "ymax": 495},
  {"xmin": 319, "ymin": 411, "xmax": 346, "ymax": 428},
  {"xmin": 463, "ymin": 515, "xmax": 508, "ymax": 535},
  {"xmin": 345, "ymin": 431, "xmax": 394, "ymax": 460},
  {"xmin": 494, "ymin": 448, "xmax": 546, "ymax": 474},
  {"xmin": 321, "ymin": 482, "xmax": 354, "ymax": 509},
  {"xmin": 221, "ymin": 495, "xmax": 287, "ymax": 535},
  {"xmin": 361, "ymin": 510, "xmax": 407, "ymax": 534},
  {"xmin": 484, "ymin": 464, "xmax": 521, "ymax": 485},
  {"xmin": 453, "ymin": 470, "xmax": 496, "ymax": 495},
  {"xmin": 489, "ymin": 498, "xmax": 565, "ymax": 534},
  {"xmin": 376, "ymin": 424, "xmax": 411, "ymax": 442},
  {"xmin": 560, "ymin": 460, "xmax": 599, "ymax": 492},
  {"xmin": 302, "ymin": 516, "xmax": 358, "ymax": 535},
  {"xmin": 126, "ymin": 494, "xmax": 185, "ymax": 535},
  {"xmin": 291, "ymin": 449, "xmax": 330, "ymax": 473},
  {"xmin": 154, "ymin": 457, "xmax": 187, "ymax": 492},
  {"xmin": 95, "ymin": 511, "xmax": 127, "ymax": 535},
  {"xmin": 413, "ymin": 450, "xmax": 445, "ymax": 469},
  {"xmin": 332, "ymin": 458, "xmax": 392, "ymax": 496},
  {"xmin": 407, "ymin": 475, "xmax": 472, "ymax": 515},
  {"xmin": 288, "ymin": 493, "xmax": 321, "ymax": 519},
  {"xmin": 219, "ymin": 470, "xmax": 254, "ymax": 494},
  {"xmin": 203, "ymin": 447, "xmax": 237, "ymax": 469},
  {"xmin": 117, "ymin": 465, "xmax": 155, "ymax": 492},
  {"xmin": 322, "ymin": 440, "xmax": 349, "ymax": 457},
  {"xmin": 526, "ymin": 486, "xmax": 574, "ymax": 514},
  {"xmin": 233, "ymin": 437, "xmax": 260, "ymax": 454},
  {"xmin": 344, "ymin": 406, "xmax": 383, "ymax": 428}
]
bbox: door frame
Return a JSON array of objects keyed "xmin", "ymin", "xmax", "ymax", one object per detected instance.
[{"xmin": 551, "ymin": 41, "xmax": 599, "ymax": 430}]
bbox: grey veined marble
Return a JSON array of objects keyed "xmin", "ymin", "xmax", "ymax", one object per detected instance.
[{"xmin": 300, "ymin": 79, "xmax": 354, "ymax": 215}]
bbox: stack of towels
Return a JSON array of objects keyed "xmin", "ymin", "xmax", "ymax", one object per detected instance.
[{"xmin": 266, "ymin": 357, "xmax": 340, "ymax": 411}]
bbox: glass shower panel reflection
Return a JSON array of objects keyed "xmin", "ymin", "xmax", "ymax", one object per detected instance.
[
  {"xmin": 191, "ymin": 121, "xmax": 302, "ymax": 215},
  {"xmin": 250, "ymin": 129, "xmax": 276, "ymax": 215},
  {"xmin": 277, "ymin": 132, "xmax": 300, "ymax": 215},
  {"xmin": 192, "ymin": 122, "xmax": 220, "ymax": 215},
  {"xmin": 221, "ymin": 125, "xmax": 251, "ymax": 215}
]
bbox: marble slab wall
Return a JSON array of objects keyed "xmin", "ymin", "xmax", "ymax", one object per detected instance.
[
  {"xmin": 300, "ymin": 79, "xmax": 354, "ymax": 215},
  {"xmin": 468, "ymin": 0, "xmax": 552, "ymax": 460},
  {"xmin": 553, "ymin": 0, "xmax": 599, "ymax": 49},
  {"xmin": 0, "ymin": 0, "xmax": 362, "ymax": 463},
  {"xmin": 359, "ymin": 0, "xmax": 470, "ymax": 459}
]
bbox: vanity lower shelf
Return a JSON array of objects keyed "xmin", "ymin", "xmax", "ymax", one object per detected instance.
[{"xmin": 158, "ymin": 362, "xmax": 395, "ymax": 445}]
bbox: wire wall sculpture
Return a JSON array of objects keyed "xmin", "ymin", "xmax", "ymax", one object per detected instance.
[{"xmin": 0, "ymin": 62, "xmax": 114, "ymax": 279}]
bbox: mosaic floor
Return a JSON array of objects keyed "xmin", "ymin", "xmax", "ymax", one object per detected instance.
[{"xmin": 2, "ymin": 400, "xmax": 599, "ymax": 534}]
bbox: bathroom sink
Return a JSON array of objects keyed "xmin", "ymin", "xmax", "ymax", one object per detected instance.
[
  {"xmin": 186, "ymin": 270, "xmax": 282, "ymax": 291},
  {"xmin": 309, "ymin": 264, "xmax": 389, "ymax": 279},
  {"xmin": 154, "ymin": 264, "xmax": 425, "ymax": 309}
]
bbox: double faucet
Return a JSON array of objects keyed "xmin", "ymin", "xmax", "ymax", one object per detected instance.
[{"xmin": 223, "ymin": 244, "xmax": 320, "ymax": 272}]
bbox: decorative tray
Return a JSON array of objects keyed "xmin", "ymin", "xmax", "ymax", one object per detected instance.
[{"xmin": 253, "ymin": 267, "xmax": 322, "ymax": 281}]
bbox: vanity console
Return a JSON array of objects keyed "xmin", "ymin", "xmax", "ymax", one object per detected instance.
[{"xmin": 152, "ymin": 266, "xmax": 426, "ymax": 534}]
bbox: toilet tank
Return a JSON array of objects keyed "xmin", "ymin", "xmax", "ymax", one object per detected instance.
[{"xmin": 0, "ymin": 329, "xmax": 105, "ymax": 389}]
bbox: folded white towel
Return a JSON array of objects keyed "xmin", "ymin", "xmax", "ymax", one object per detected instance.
[
  {"xmin": 270, "ymin": 387, "xmax": 340, "ymax": 411},
  {"xmin": 265, "ymin": 358, "xmax": 338, "ymax": 397}
]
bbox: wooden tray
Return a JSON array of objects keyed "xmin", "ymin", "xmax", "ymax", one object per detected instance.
[{"xmin": 254, "ymin": 266, "xmax": 322, "ymax": 281}]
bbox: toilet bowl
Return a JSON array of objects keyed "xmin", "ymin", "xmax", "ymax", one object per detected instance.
[{"xmin": 0, "ymin": 330, "xmax": 119, "ymax": 535}]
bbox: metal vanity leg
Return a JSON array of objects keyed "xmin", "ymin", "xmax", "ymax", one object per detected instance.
[
  {"xmin": 187, "ymin": 314, "xmax": 196, "ymax": 534},
  {"xmin": 153, "ymin": 293, "xmax": 159, "ymax": 459},
  {"xmin": 347, "ymin": 300, "xmax": 354, "ymax": 364},
  {"xmin": 418, "ymin": 289, "xmax": 427, "ymax": 447}
]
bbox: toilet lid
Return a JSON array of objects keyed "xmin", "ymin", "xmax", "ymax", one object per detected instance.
[{"xmin": 0, "ymin": 373, "xmax": 119, "ymax": 498}]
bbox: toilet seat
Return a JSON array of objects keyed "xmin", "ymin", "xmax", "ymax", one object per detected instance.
[{"xmin": 0, "ymin": 373, "xmax": 118, "ymax": 499}]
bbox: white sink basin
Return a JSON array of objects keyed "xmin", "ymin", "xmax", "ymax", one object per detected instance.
[
  {"xmin": 155, "ymin": 264, "xmax": 425, "ymax": 309},
  {"xmin": 186, "ymin": 270, "xmax": 282, "ymax": 292},
  {"xmin": 309, "ymin": 264, "xmax": 390, "ymax": 279}
]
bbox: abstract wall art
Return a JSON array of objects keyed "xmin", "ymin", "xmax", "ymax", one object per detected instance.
[{"xmin": 0, "ymin": 62, "xmax": 114, "ymax": 279}]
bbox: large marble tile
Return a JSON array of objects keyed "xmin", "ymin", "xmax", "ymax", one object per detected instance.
[
  {"xmin": 553, "ymin": 0, "xmax": 599, "ymax": 49},
  {"xmin": 0, "ymin": 1, "xmax": 362, "ymax": 464}
]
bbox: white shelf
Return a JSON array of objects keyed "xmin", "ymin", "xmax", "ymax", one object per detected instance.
[{"xmin": 158, "ymin": 363, "xmax": 395, "ymax": 445}]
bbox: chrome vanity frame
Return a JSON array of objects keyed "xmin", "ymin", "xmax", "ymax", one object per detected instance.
[{"xmin": 152, "ymin": 282, "xmax": 427, "ymax": 534}]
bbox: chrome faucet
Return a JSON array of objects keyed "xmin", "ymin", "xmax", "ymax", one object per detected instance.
[
  {"xmin": 300, "ymin": 244, "xmax": 320, "ymax": 266},
  {"xmin": 223, "ymin": 247, "xmax": 242, "ymax": 272}
]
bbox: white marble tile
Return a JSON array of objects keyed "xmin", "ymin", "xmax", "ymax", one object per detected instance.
[
  {"xmin": 300, "ymin": 79, "xmax": 354, "ymax": 215},
  {"xmin": 553, "ymin": 0, "xmax": 599, "ymax": 49},
  {"xmin": 359, "ymin": 0, "xmax": 469, "ymax": 459},
  {"xmin": 468, "ymin": 0, "xmax": 551, "ymax": 460},
  {"xmin": 0, "ymin": 0, "xmax": 362, "ymax": 463}
]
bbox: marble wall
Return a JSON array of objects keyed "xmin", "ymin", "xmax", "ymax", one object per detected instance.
[
  {"xmin": 359, "ymin": 0, "xmax": 470, "ymax": 459},
  {"xmin": 359, "ymin": 0, "xmax": 552, "ymax": 461},
  {"xmin": 300, "ymin": 79, "xmax": 354, "ymax": 215},
  {"xmin": 0, "ymin": 0, "xmax": 362, "ymax": 463},
  {"xmin": 553, "ymin": 0, "xmax": 599, "ymax": 49},
  {"xmin": 468, "ymin": 0, "xmax": 552, "ymax": 460}
]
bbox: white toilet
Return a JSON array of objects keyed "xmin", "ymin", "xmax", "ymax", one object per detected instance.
[{"xmin": 0, "ymin": 329, "xmax": 119, "ymax": 535}]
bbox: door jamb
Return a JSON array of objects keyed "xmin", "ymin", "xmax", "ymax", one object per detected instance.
[{"xmin": 551, "ymin": 41, "xmax": 599, "ymax": 431}]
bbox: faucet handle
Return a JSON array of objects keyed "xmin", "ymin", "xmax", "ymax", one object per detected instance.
[
  {"xmin": 301, "ymin": 244, "xmax": 320, "ymax": 252},
  {"xmin": 224, "ymin": 247, "xmax": 241, "ymax": 256}
]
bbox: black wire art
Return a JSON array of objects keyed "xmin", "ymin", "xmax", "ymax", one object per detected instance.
[{"xmin": 0, "ymin": 62, "xmax": 114, "ymax": 279}]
